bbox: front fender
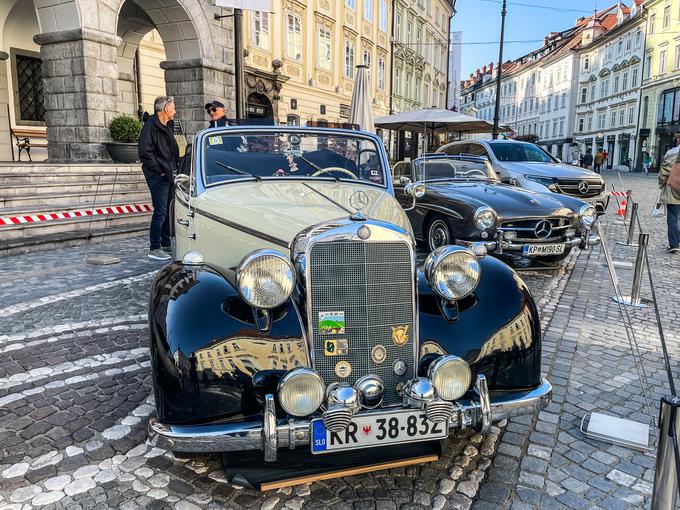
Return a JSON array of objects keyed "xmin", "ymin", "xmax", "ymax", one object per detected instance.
[
  {"xmin": 149, "ymin": 263, "xmax": 307, "ymax": 425},
  {"xmin": 418, "ymin": 254, "xmax": 541, "ymax": 392}
]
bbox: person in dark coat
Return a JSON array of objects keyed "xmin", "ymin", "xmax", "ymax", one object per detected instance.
[
  {"xmin": 206, "ymin": 100, "xmax": 228, "ymax": 128},
  {"xmin": 582, "ymin": 150, "xmax": 594, "ymax": 169},
  {"xmin": 138, "ymin": 95, "xmax": 180, "ymax": 260}
]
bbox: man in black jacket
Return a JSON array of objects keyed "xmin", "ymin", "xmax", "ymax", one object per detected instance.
[
  {"xmin": 206, "ymin": 100, "xmax": 228, "ymax": 128},
  {"xmin": 138, "ymin": 95, "xmax": 179, "ymax": 261}
]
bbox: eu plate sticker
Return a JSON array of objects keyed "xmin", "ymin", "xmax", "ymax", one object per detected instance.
[
  {"xmin": 312, "ymin": 420, "xmax": 327, "ymax": 452},
  {"xmin": 319, "ymin": 311, "xmax": 345, "ymax": 334}
]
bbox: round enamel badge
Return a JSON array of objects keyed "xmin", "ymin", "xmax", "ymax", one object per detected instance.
[
  {"xmin": 371, "ymin": 345, "xmax": 387, "ymax": 364},
  {"xmin": 335, "ymin": 361, "xmax": 352, "ymax": 378}
]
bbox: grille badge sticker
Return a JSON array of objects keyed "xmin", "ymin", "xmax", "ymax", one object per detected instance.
[
  {"xmin": 391, "ymin": 325, "xmax": 410, "ymax": 346},
  {"xmin": 324, "ymin": 339, "xmax": 348, "ymax": 356},
  {"xmin": 319, "ymin": 311, "xmax": 345, "ymax": 334},
  {"xmin": 335, "ymin": 361, "xmax": 352, "ymax": 378},
  {"xmin": 371, "ymin": 345, "xmax": 387, "ymax": 364}
]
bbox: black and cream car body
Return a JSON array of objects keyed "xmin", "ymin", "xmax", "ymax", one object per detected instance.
[
  {"xmin": 393, "ymin": 155, "xmax": 600, "ymax": 262},
  {"xmin": 148, "ymin": 126, "xmax": 551, "ymax": 486}
]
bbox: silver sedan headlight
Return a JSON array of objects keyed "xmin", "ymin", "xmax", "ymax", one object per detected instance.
[
  {"xmin": 424, "ymin": 246, "xmax": 481, "ymax": 301},
  {"xmin": 428, "ymin": 355, "xmax": 472, "ymax": 401},
  {"xmin": 236, "ymin": 249, "xmax": 295, "ymax": 309},
  {"xmin": 278, "ymin": 368, "xmax": 325, "ymax": 417},
  {"xmin": 579, "ymin": 204, "xmax": 597, "ymax": 229},
  {"xmin": 474, "ymin": 206, "xmax": 497, "ymax": 231}
]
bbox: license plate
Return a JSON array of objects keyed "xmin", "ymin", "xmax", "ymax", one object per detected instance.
[
  {"xmin": 523, "ymin": 243, "xmax": 566, "ymax": 256},
  {"xmin": 310, "ymin": 409, "xmax": 448, "ymax": 454}
]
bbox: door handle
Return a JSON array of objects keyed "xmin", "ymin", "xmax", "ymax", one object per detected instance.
[{"xmin": 177, "ymin": 218, "xmax": 189, "ymax": 226}]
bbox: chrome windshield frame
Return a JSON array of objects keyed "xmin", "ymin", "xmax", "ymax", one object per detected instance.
[
  {"xmin": 412, "ymin": 154, "xmax": 499, "ymax": 182},
  {"xmin": 193, "ymin": 126, "xmax": 392, "ymax": 196}
]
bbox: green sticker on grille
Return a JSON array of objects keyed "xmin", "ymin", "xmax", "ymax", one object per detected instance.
[{"xmin": 319, "ymin": 311, "xmax": 345, "ymax": 334}]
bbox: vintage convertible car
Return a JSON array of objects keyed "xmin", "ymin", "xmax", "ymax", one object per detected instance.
[
  {"xmin": 393, "ymin": 155, "xmax": 600, "ymax": 262},
  {"xmin": 147, "ymin": 126, "xmax": 551, "ymax": 487}
]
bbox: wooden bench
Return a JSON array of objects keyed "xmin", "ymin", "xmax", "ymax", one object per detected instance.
[{"xmin": 11, "ymin": 128, "xmax": 48, "ymax": 161}]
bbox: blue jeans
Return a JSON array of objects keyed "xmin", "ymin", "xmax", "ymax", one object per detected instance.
[
  {"xmin": 668, "ymin": 204, "xmax": 680, "ymax": 249},
  {"xmin": 146, "ymin": 174, "xmax": 173, "ymax": 251}
]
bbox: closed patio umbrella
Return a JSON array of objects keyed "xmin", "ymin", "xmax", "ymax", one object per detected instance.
[{"xmin": 348, "ymin": 65, "xmax": 374, "ymax": 133}]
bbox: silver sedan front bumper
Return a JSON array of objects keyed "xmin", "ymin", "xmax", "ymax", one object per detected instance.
[{"xmin": 148, "ymin": 378, "xmax": 552, "ymax": 459}]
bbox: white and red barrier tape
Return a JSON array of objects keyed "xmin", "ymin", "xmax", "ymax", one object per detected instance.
[
  {"xmin": 0, "ymin": 203, "xmax": 152, "ymax": 227},
  {"xmin": 609, "ymin": 191, "xmax": 629, "ymax": 197}
]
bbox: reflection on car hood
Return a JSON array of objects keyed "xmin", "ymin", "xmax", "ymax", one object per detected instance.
[
  {"xmin": 196, "ymin": 180, "xmax": 413, "ymax": 247},
  {"xmin": 498, "ymin": 161, "xmax": 603, "ymax": 180},
  {"xmin": 428, "ymin": 181, "xmax": 576, "ymax": 219}
]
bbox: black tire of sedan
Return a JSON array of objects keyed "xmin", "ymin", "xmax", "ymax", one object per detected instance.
[{"xmin": 427, "ymin": 216, "xmax": 452, "ymax": 252}]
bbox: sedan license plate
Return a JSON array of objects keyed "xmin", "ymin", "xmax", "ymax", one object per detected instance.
[
  {"xmin": 311, "ymin": 409, "xmax": 448, "ymax": 454},
  {"xmin": 523, "ymin": 243, "xmax": 565, "ymax": 256}
]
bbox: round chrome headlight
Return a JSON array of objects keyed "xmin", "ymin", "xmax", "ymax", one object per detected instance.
[
  {"xmin": 474, "ymin": 206, "xmax": 497, "ymax": 231},
  {"xmin": 278, "ymin": 368, "xmax": 325, "ymax": 417},
  {"xmin": 428, "ymin": 355, "xmax": 472, "ymax": 401},
  {"xmin": 579, "ymin": 204, "xmax": 597, "ymax": 228},
  {"xmin": 424, "ymin": 246, "xmax": 481, "ymax": 301},
  {"xmin": 236, "ymin": 249, "xmax": 295, "ymax": 309}
]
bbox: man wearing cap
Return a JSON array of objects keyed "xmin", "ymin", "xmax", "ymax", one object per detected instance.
[{"xmin": 206, "ymin": 100, "xmax": 228, "ymax": 128}]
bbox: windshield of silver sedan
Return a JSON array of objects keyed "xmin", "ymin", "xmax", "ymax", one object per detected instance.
[
  {"xmin": 414, "ymin": 157, "xmax": 498, "ymax": 182},
  {"xmin": 202, "ymin": 132, "xmax": 385, "ymax": 186}
]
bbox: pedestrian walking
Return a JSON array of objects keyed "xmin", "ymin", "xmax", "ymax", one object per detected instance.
[
  {"xmin": 206, "ymin": 100, "xmax": 228, "ymax": 128},
  {"xmin": 643, "ymin": 152, "xmax": 652, "ymax": 174},
  {"xmin": 658, "ymin": 135, "xmax": 680, "ymax": 254},
  {"xmin": 582, "ymin": 150, "xmax": 593, "ymax": 169},
  {"xmin": 593, "ymin": 149, "xmax": 605, "ymax": 173},
  {"xmin": 138, "ymin": 95, "xmax": 180, "ymax": 261}
]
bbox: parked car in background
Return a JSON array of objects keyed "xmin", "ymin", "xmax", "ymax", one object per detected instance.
[
  {"xmin": 147, "ymin": 126, "xmax": 551, "ymax": 488},
  {"xmin": 436, "ymin": 140, "xmax": 607, "ymax": 214},
  {"xmin": 392, "ymin": 155, "xmax": 599, "ymax": 262}
]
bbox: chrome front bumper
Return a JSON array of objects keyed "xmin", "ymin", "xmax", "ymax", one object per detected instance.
[
  {"xmin": 148, "ymin": 378, "xmax": 552, "ymax": 458},
  {"xmin": 460, "ymin": 230, "xmax": 601, "ymax": 255}
]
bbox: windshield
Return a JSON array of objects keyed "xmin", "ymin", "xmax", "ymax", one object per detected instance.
[
  {"xmin": 488, "ymin": 142, "xmax": 555, "ymax": 163},
  {"xmin": 414, "ymin": 157, "xmax": 498, "ymax": 181},
  {"xmin": 202, "ymin": 131, "xmax": 385, "ymax": 186}
]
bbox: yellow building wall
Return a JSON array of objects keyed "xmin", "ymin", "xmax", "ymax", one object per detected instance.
[{"xmin": 244, "ymin": 0, "xmax": 391, "ymax": 126}]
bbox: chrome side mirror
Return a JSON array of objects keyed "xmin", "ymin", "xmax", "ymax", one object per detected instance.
[
  {"xmin": 399, "ymin": 176, "xmax": 412, "ymax": 185},
  {"xmin": 175, "ymin": 174, "xmax": 190, "ymax": 187}
]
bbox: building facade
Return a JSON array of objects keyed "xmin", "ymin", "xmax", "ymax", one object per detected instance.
[
  {"xmin": 0, "ymin": 0, "xmax": 237, "ymax": 162},
  {"xmin": 574, "ymin": 4, "xmax": 645, "ymax": 171},
  {"xmin": 391, "ymin": 0, "xmax": 455, "ymax": 113},
  {"xmin": 241, "ymin": 0, "xmax": 392, "ymax": 126},
  {"xmin": 638, "ymin": 0, "xmax": 680, "ymax": 170}
]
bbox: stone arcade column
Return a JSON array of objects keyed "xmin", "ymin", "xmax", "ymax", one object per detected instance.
[
  {"xmin": 162, "ymin": 58, "xmax": 235, "ymax": 139},
  {"xmin": 34, "ymin": 29, "xmax": 119, "ymax": 161}
]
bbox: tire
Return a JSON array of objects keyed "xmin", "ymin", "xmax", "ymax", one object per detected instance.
[{"xmin": 426, "ymin": 216, "xmax": 452, "ymax": 252}]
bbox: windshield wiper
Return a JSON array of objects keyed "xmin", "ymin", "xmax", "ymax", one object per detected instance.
[
  {"xmin": 215, "ymin": 161, "xmax": 261, "ymax": 182},
  {"xmin": 295, "ymin": 155, "xmax": 339, "ymax": 182}
]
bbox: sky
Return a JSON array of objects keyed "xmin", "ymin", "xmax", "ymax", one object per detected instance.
[{"xmin": 452, "ymin": 0, "xmax": 609, "ymax": 79}]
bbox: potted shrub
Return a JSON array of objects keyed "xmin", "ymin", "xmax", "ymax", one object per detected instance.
[{"xmin": 105, "ymin": 115, "xmax": 143, "ymax": 163}]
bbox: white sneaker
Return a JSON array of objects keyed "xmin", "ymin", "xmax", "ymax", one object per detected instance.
[{"xmin": 148, "ymin": 249, "xmax": 172, "ymax": 261}]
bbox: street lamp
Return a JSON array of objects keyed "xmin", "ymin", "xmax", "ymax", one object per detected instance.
[{"xmin": 492, "ymin": 0, "xmax": 507, "ymax": 140}]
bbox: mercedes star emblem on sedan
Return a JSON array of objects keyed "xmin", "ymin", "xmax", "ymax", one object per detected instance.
[
  {"xmin": 578, "ymin": 181, "xmax": 590, "ymax": 196},
  {"xmin": 349, "ymin": 190, "xmax": 370, "ymax": 212},
  {"xmin": 535, "ymin": 220, "xmax": 552, "ymax": 239}
]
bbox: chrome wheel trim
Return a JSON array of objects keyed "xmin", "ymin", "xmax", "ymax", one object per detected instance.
[{"xmin": 428, "ymin": 219, "xmax": 450, "ymax": 252}]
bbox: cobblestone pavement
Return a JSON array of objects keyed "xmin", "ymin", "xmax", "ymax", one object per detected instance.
[
  {"xmin": 474, "ymin": 172, "xmax": 680, "ymax": 510},
  {"xmin": 0, "ymin": 193, "xmax": 611, "ymax": 510}
]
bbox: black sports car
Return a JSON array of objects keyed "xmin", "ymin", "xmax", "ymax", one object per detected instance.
[{"xmin": 393, "ymin": 155, "xmax": 600, "ymax": 262}]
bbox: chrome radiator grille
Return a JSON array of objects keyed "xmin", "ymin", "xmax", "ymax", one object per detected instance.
[
  {"xmin": 308, "ymin": 241, "xmax": 415, "ymax": 406},
  {"xmin": 556, "ymin": 178, "xmax": 604, "ymax": 198}
]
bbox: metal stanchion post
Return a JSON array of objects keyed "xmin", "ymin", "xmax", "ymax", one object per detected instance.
[
  {"xmin": 651, "ymin": 395, "xmax": 680, "ymax": 510},
  {"xmin": 613, "ymin": 233, "xmax": 652, "ymax": 307},
  {"xmin": 625, "ymin": 190, "xmax": 632, "ymax": 221},
  {"xmin": 617, "ymin": 202, "xmax": 639, "ymax": 247}
]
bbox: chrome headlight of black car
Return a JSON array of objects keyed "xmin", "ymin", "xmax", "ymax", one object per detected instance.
[
  {"xmin": 278, "ymin": 368, "xmax": 325, "ymax": 417},
  {"xmin": 427, "ymin": 355, "xmax": 472, "ymax": 401},
  {"xmin": 525, "ymin": 174, "xmax": 557, "ymax": 191},
  {"xmin": 236, "ymin": 249, "xmax": 295, "ymax": 309},
  {"xmin": 474, "ymin": 206, "xmax": 497, "ymax": 231},
  {"xmin": 579, "ymin": 204, "xmax": 597, "ymax": 229},
  {"xmin": 424, "ymin": 246, "xmax": 481, "ymax": 301}
]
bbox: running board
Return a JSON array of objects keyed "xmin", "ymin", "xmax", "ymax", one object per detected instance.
[{"xmin": 260, "ymin": 454, "xmax": 439, "ymax": 491}]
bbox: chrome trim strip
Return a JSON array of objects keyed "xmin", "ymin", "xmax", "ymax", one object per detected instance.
[
  {"xmin": 194, "ymin": 207, "xmax": 290, "ymax": 248},
  {"xmin": 148, "ymin": 379, "xmax": 553, "ymax": 453},
  {"xmin": 416, "ymin": 203, "xmax": 464, "ymax": 221}
]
